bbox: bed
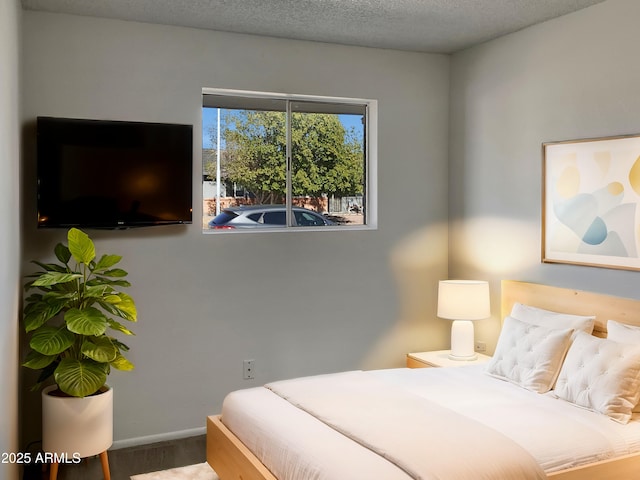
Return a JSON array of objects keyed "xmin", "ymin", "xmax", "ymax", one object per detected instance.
[{"xmin": 206, "ymin": 280, "xmax": 640, "ymax": 479}]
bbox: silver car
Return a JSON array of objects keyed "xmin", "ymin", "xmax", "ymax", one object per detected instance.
[{"xmin": 208, "ymin": 205, "xmax": 335, "ymax": 229}]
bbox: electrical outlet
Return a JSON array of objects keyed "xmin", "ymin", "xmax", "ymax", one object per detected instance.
[
  {"xmin": 475, "ymin": 341, "xmax": 487, "ymax": 353},
  {"xmin": 243, "ymin": 359, "xmax": 255, "ymax": 380}
]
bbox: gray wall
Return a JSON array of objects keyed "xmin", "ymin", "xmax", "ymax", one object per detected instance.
[
  {"xmin": 449, "ymin": 0, "xmax": 640, "ymax": 353},
  {"xmin": 0, "ymin": 0, "xmax": 21, "ymax": 479},
  {"xmin": 21, "ymin": 12, "xmax": 450, "ymax": 446}
]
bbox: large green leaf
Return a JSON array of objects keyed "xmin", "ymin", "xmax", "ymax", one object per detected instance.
[
  {"xmin": 23, "ymin": 299, "xmax": 66, "ymax": 332},
  {"xmin": 89, "ymin": 277, "xmax": 131, "ymax": 288},
  {"xmin": 101, "ymin": 268, "xmax": 128, "ymax": 278},
  {"xmin": 29, "ymin": 326, "xmax": 75, "ymax": 356},
  {"xmin": 68, "ymin": 228, "xmax": 96, "ymax": 265},
  {"xmin": 110, "ymin": 352, "xmax": 135, "ymax": 371},
  {"xmin": 64, "ymin": 307, "xmax": 108, "ymax": 336},
  {"xmin": 107, "ymin": 319, "xmax": 135, "ymax": 336},
  {"xmin": 99, "ymin": 293, "xmax": 137, "ymax": 322},
  {"xmin": 81, "ymin": 337, "xmax": 118, "ymax": 363},
  {"xmin": 22, "ymin": 350, "xmax": 57, "ymax": 370},
  {"xmin": 54, "ymin": 358, "xmax": 107, "ymax": 397},
  {"xmin": 54, "ymin": 243, "xmax": 71, "ymax": 264},
  {"xmin": 42, "ymin": 290, "xmax": 77, "ymax": 302},
  {"xmin": 83, "ymin": 284, "xmax": 114, "ymax": 299},
  {"xmin": 31, "ymin": 272, "xmax": 81, "ymax": 287},
  {"xmin": 103, "ymin": 294, "xmax": 121, "ymax": 304},
  {"xmin": 116, "ymin": 292, "xmax": 138, "ymax": 322},
  {"xmin": 93, "ymin": 254, "xmax": 122, "ymax": 272}
]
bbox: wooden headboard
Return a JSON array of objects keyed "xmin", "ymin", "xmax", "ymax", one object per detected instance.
[{"xmin": 501, "ymin": 280, "xmax": 640, "ymax": 337}]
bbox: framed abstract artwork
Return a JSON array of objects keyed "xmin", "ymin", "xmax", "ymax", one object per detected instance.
[{"xmin": 543, "ymin": 134, "xmax": 640, "ymax": 271}]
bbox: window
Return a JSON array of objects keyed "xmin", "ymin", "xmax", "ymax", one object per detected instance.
[{"xmin": 202, "ymin": 89, "xmax": 376, "ymax": 232}]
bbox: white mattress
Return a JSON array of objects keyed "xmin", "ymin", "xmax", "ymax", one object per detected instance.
[{"xmin": 221, "ymin": 366, "xmax": 640, "ymax": 480}]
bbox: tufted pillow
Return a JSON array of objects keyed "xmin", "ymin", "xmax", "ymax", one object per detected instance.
[
  {"xmin": 511, "ymin": 303, "xmax": 595, "ymax": 336},
  {"xmin": 485, "ymin": 316, "xmax": 573, "ymax": 393},
  {"xmin": 554, "ymin": 331, "xmax": 640, "ymax": 424}
]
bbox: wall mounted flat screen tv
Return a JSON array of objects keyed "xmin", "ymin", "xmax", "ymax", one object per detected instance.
[{"xmin": 37, "ymin": 117, "xmax": 193, "ymax": 228}]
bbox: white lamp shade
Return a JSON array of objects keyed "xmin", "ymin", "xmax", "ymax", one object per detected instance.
[{"xmin": 437, "ymin": 280, "xmax": 490, "ymax": 320}]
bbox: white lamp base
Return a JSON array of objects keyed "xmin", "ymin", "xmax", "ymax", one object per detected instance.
[
  {"xmin": 448, "ymin": 352, "xmax": 478, "ymax": 361},
  {"xmin": 449, "ymin": 319, "xmax": 477, "ymax": 361}
]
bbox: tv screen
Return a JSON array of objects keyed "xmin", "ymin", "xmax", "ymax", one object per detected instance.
[{"xmin": 37, "ymin": 117, "xmax": 193, "ymax": 228}]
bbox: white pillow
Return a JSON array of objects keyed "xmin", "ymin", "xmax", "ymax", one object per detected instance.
[
  {"xmin": 606, "ymin": 320, "xmax": 640, "ymax": 413},
  {"xmin": 485, "ymin": 316, "xmax": 573, "ymax": 393},
  {"xmin": 607, "ymin": 319, "xmax": 640, "ymax": 344},
  {"xmin": 511, "ymin": 303, "xmax": 595, "ymax": 335},
  {"xmin": 554, "ymin": 331, "xmax": 640, "ymax": 424}
]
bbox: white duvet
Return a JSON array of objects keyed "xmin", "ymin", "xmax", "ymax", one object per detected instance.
[
  {"xmin": 221, "ymin": 366, "xmax": 640, "ymax": 480},
  {"xmin": 267, "ymin": 370, "xmax": 546, "ymax": 479}
]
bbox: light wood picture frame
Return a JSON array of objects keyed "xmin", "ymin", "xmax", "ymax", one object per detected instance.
[{"xmin": 542, "ymin": 134, "xmax": 640, "ymax": 271}]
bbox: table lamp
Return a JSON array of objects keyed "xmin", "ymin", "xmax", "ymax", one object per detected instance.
[{"xmin": 437, "ymin": 280, "xmax": 490, "ymax": 361}]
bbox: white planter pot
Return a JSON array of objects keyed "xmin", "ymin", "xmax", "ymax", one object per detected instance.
[{"xmin": 42, "ymin": 385, "xmax": 113, "ymax": 458}]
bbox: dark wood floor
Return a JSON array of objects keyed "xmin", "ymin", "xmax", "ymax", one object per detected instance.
[{"xmin": 21, "ymin": 435, "xmax": 206, "ymax": 480}]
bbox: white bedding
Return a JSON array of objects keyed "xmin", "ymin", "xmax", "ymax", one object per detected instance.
[
  {"xmin": 266, "ymin": 370, "xmax": 546, "ymax": 479},
  {"xmin": 221, "ymin": 366, "xmax": 640, "ymax": 480}
]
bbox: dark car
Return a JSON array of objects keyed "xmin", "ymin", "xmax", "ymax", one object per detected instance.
[{"xmin": 208, "ymin": 205, "xmax": 335, "ymax": 229}]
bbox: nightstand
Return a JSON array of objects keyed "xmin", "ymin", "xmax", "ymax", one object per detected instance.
[{"xmin": 406, "ymin": 350, "xmax": 492, "ymax": 368}]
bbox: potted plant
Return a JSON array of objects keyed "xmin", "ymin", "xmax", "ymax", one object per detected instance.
[{"xmin": 22, "ymin": 228, "xmax": 137, "ymax": 464}]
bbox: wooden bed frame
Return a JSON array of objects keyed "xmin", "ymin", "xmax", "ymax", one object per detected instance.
[{"xmin": 207, "ymin": 280, "xmax": 640, "ymax": 480}]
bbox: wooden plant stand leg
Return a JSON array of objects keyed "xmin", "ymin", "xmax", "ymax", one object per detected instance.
[
  {"xmin": 99, "ymin": 451, "xmax": 111, "ymax": 480},
  {"xmin": 48, "ymin": 452, "xmax": 110, "ymax": 480},
  {"xmin": 49, "ymin": 462, "xmax": 59, "ymax": 480}
]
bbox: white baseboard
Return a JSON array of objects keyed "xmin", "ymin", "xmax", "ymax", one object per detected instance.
[{"xmin": 111, "ymin": 426, "xmax": 206, "ymax": 450}]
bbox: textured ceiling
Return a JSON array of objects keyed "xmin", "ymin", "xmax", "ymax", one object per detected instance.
[{"xmin": 21, "ymin": 0, "xmax": 606, "ymax": 54}]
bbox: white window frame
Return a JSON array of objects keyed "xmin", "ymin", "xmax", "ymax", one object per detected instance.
[{"xmin": 201, "ymin": 87, "xmax": 377, "ymax": 233}]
